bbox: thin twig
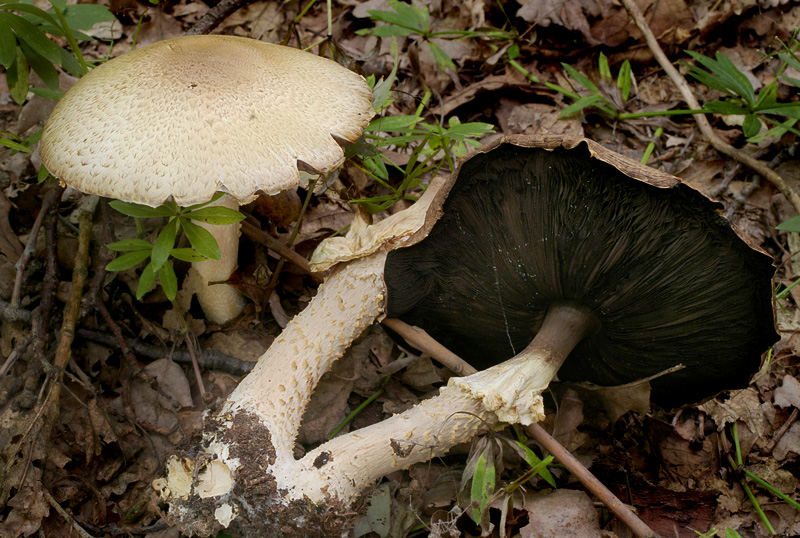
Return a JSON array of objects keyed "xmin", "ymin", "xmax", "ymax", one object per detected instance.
[
  {"xmin": 183, "ymin": 331, "xmax": 207, "ymax": 398},
  {"xmin": 764, "ymin": 407, "xmax": 798, "ymax": 454},
  {"xmin": 386, "ymin": 318, "xmax": 659, "ymax": 538},
  {"xmin": 41, "ymin": 486, "xmax": 97, "ymax": 538},
  {"xmin": 266, "ymin": 175, "xmax": 320, "ymax": 289},
  {"xmin": 240, "ymin": 220, "xmax": 324, "ymax": 282},
  {"xmin": 618, "ymin": 0, "xmax": 800, "ymax": 215},
  {"xmin": 11, "ymin": 184, "xmax": 64, "ymax": 308},
  {"xmin": 184, "ymin": 0, "xmax": 258, "ymax": 36},
  {"xmin": 382, "ymin": 318, "xmax": 474, "ymax": 376},
  {"xmin": 49, "ymin": 210, "xmax": 94, "ymax": 406},
  {"xmin": 76, "ymin": 328, "xmax": 255, "ymax": 376}
]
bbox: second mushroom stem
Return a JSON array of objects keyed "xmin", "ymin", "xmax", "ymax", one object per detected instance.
[{"xmin": 384, "ymin": 303, "xmax": 659, "ymax": 538}]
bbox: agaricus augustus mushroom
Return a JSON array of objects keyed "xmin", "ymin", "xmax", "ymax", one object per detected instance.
[
  {"xmin": 156, "ymin": 136, "xmax": 776, "ymax": 536},
  {"xmin": 40, "ymin": 35, "xmax": 374, "ymax": 324}
]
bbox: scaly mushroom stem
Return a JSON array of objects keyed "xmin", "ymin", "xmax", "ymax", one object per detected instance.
[
  {"xmin": 157, "ymin": 265, "xmax": 599, "ymax": 535},
  {"xmin": 296, "ymin": 305, "xmax": 598, "ymax": 498},
  {"xmin": 451, "ymin": 303, "xmax": 599, "ymax": 425},
  {"xmin": 190, "ymin": 196, "xmax": 246, "ymax": 324}
]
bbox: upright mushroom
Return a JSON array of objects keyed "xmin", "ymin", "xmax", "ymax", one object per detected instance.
[
  {"xmin": 157, "ymin": 136, "xmax": 776, "ymax": 536},
  {"xmin": 40, "ymin": 35, "xmax": 374, "ymax": 323}
]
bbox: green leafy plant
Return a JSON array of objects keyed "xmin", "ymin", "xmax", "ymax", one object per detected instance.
[
  {"xmin": 0, "ymin": 0, "xmax": 114, "ymax": 161},
  {"xmin": 354, "ymin": 39, "xmax": 494, "ymax": 214},
  {"xmin": 0, "ymin": 0, "xmax": 115, "ymax": 104},
  {"xmin": 357, "ymin": 0, "xmax": 512, "ymax": 72},
  {"xmin": 105, "ymin": 193, "xmax": 245, "ymax": 301},
  {"xmin": 560, "ymin": 52, "xmax": 635, "ymax": 118},
  {"xmin": 555, "ymin": 51, "xmax": 706, "ymax": 121},
  {"xmin": 724, "ymin": 422, "xmax": 800, "ymax": 536},
  {"xmin": 464, "ymin": 434, "xmax": 556, "ymax": 528},
  {"xmin": 685, "ymin": 49, "xmax": 800, "ymax": 141}
]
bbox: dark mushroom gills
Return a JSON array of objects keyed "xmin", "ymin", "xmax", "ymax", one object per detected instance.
[{"xmin": 385, "ymin": 142, "xmax": 776, "ymax": 407}]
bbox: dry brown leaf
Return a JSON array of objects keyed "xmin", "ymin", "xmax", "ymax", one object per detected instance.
[
  {"xmin": 0, "ymin": 190, "xmax": 23, "ymax": 262},
  {"xmin": 400, "ymin": 356, "xmax": 444, "ymax": 391},
  {"xmin": 506, "ymin": 103, "xmax": 583, "ymax": 137},
  {"xmin": 3, "ymin": 485, "xmax": 49, "ymax": 538},
  {"xmin": 297, "ymin": 343, "xmax": 360, "ymax": 445},
  {"xmin": 206, "ymin": 330, "xmax": 271, "ymax": 363},
  {"xmin": 774, "ymin": 422, "xmax": 800, "ymax": 461},
  {"xmin": 144, "ymin": 358, "xmax": 193, "ymax": 409},
  {"xmin": 701, "ymin": 388, "xmax": 768, "ymax": 438},
  {"xmin": 130, "ymin": 380, "xmax": 180, "ymax": 436},
  {"xmin": 774, "ymin": 375, "xmax": 800, "ymax": 409},
  {"xmin": 551, "ymin": 389, "xmax": 584, "ymax": 451}
]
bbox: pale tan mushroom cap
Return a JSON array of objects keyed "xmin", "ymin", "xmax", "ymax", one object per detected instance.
[{"xmin": 40, "ymin": 35, "xmax": 374, "ymax": 206}]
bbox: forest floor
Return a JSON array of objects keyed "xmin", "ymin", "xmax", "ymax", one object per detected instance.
[{"xmin": 1, "ymin": 0, "xmax": 799, "ymax": 537}]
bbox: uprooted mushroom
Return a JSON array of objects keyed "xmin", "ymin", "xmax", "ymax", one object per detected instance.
[
  {"xmin": 40, "ymin": 35, "xmax": 374, "ymax": 324},
  {"xmin": 155, "ymin": 135, "xmax": 776, "ymax": 536}
]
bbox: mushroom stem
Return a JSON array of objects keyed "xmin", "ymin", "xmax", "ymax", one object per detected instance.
[
  {"xmin": 189, "ymin": 196, "xmax": 246, "ymax": 324},
  {"xmin": 451, "ymin": 302, "xmax": 599, "ymax": 425}
]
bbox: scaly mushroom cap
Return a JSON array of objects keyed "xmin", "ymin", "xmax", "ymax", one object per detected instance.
[
  {"xmin": 40, "ymin": 35, "xmax": 374, "ymax": 206},
  {"xmin": 385, "ymin": 140, "xmax": 777, "ymax": 406}
]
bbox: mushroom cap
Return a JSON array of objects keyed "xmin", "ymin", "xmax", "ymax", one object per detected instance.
[
  {"xmin": 385, "ymin": 139, "xmax": 777, "ymax": 406},
  {"xmin": 40, "ymin": 36, "xmax": 374, "ymax": 207}
]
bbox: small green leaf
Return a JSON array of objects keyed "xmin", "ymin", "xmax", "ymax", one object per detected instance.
[
  {"xmin": 470, "ymin": 452, "xmax": 495, "ymax": 525},
  {"xmin": 358, "ymin": 25, "xmax": 413, "ymax": 37},
  {"xmin": 617, "ymin": 59, "xmax": 632, "ymax": 101},
  {"xmin": 560, "ymin": 93, "xmax": 605, "ymax": 118},
  {"xmin": 598, "ymin": 51, "xmax": 612, "ymax": 81},
  {"xmin": 743, "ymin": 114, "xmax": 761, "ymax": 138},
  {"xmin": 18, "ymin": 38, "xmax": 59, "ymax": 90},
  {"xmin": 181, "ymin": 219, "xmax": 221, "ymax": 261},
  {"xmin": 562, "ymin": 62, "xmax": 599, "ymax": 92},
  {"xmin": 57, "ymin": 45, "xmax": 82, "ymax": 78},
  {"xmin": 150, "ymin": 218, "xmax": 178, "ymax": 272},
  {"xmin": 182, "ymin": 206, "xmax": 246, "ymax": 225},
  {"xmin": 777, "ymin": 215, "xmax": 800, "ymax": 232},
  {"xmin": 136, "ymin": 261, "xmax": 156, "ymax": 299},
  {"xmin": 0, "ymin": 135, "xmax": 31, "ymax": 152},
  {"xmin": 158, "ymin": 262, "xmax": 178, "ymax": 301},
  {"xmin": 0, "ymin": 16, "xmax": 16, "ymax": 68},
  {"xmin": 515, "ymin": 441, "xmax": 556, "ymax": 487},
  {"xmin": 60, "ymin": 3, "xmax": 115, "ymax": 31},
  {"xmin": 781, "ymin": 74, "xmax": 800, "ymax": 88},
  {"xmin": 757, "ymin": 104, "xmax": 800, "ymax": 120},
  {"xmin": 7, "ymin": 46, "xmax": 29, "ymax": 104},
  {"xmin": 106, "ymin": 238, "xmax": 153, "ymax": 252},
  {"xmin": 106, "ymin": 249, "xmax": 151, "ymax": 271},
  {"xmin": 109, "ymin": 200, "xmax": 176, "ymax": 218},
  {"xmin": 29, "ymin": 86, "xmax": 62, "ymax": 100},
  {"xmin": 428, "ymin": 41, "xmax": 455, "ymax": 71},
  {"xmin": 366, "ymin": 114, "xmax": 422, "ymax": 133},
  {"xmin": 2, "ymin": 2, "xmax": 60, "ymax": 27},
  {"xmin": 365, "ymin": 0, "xmax": 428, "ymax": 34},
  {"xmin": 371, "ymin": 37, "xmax": 399, "ymax": 112},
  {"xmin": 37, "ymin": 164, "xmax": 50, "ymax": 183},
  {"xmin": 712, "ymin": 52, "xmax": 755, "ymax": 105},
  {"xmin": 170, "ymin": 247, "xmax": 209, "ymax": 263},
  {"xmin": 1, "ymin": 11, "xmax": 62, "ymax": 64},
  {"xmin": 703, "ymin": 101, "xmax": 747, "ymax": 115}
]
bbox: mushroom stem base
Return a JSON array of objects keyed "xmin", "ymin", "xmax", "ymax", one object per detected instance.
[{"xmin": 450, "ymin": 302, "xmax": 598, "ymax": 424}]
